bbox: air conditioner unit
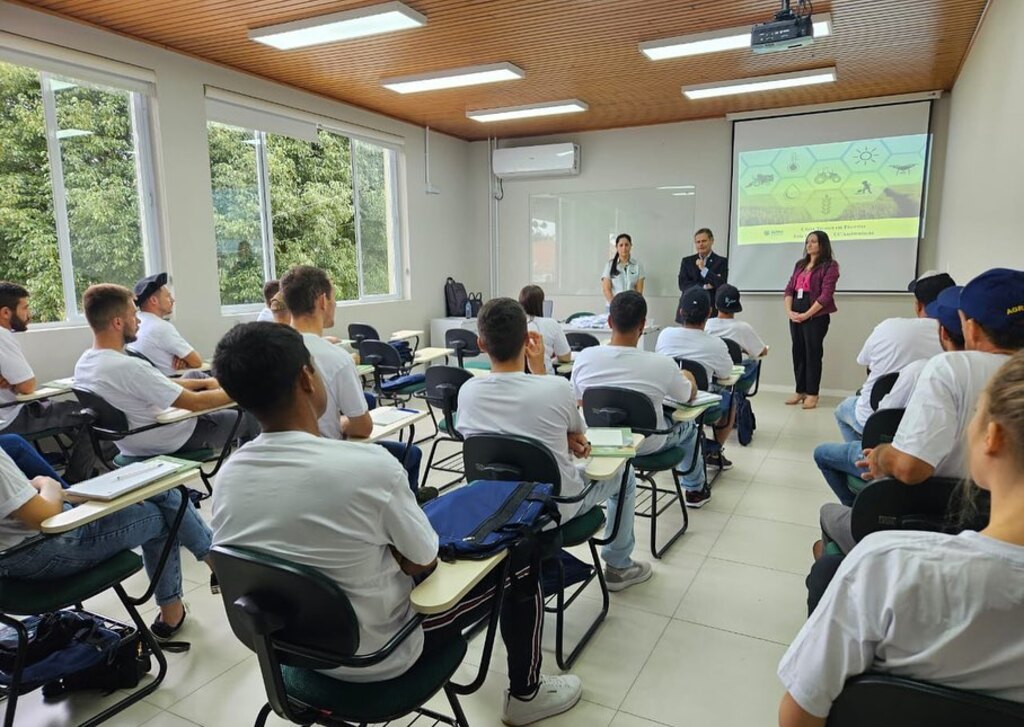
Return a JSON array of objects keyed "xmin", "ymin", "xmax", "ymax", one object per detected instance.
[{"xmin": 492, "ymin": 143, "xmax": 580, "ymax": 179}]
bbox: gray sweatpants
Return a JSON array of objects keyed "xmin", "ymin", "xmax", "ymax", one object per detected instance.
[{"xmin": 820, "ymin": 503, "xmax": 856, "ymax": 555}]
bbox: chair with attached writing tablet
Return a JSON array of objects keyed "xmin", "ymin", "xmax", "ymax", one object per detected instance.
[
  {"xmin": 462, "ymin": 434, "xmax": 630, "ymax": 669},
  {"xmin": 849, "ymin": 475, "xmax": 978, "ymax": 547},
  {"xmin": 210, "ymin": 544, "xmax": 507, "ymax": 727},
  {"xmin": 565, "ymin": 332, "xmax": 600, "ymax": 353},
  {"xmin": 420, "ymin": 366, "xmax": 473, "ymax": 492},
  {"xmin": 346, "ymin": 323, "xmax": 380, "ymax": 349},
  {"xmin": 843, "ymin": 407, "xmax": 906, "ymax": 501},
  {"xmin": 581, "ymin": 387, "xmax": 693, "ymax": 559},
  {"xmin": 673, "ymin": 357, "xmax": 721, "ymax": 485},
  {"xmin": 869, "ymin": 371, "xmax": 900, "ymax": 411},
  {"xmin": 71, "ymin": 388, "xmax": 239, "ymax": 499},
  {"xmin": 722, "ymin": 338, "xmax": 743, "ymax": 365},
  {"xmin": 359, "ymin": 340, "xmax": 426, "ymax": 408},
  {"xmin": 443, "ymin": 329, "xmax": 490, "ymax": 370}
]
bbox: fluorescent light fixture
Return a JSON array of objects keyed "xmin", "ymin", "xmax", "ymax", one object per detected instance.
[
  {"xmin": 56, "ymin": 129, "xmax": 93, "ymax": 139},
  {"xmin": 658, "ymin": 185, "xmax": 695, "ymax": 190},
  {"xmin": 682, "ymin": 67, "xmax": 837, "ymax": 99},
  {"xmin": 382, "ymin": 62, "xmax": 524, "ymax": 93},
  {"xmin": 249, "ymin": 1, "xmax": 426, "ymax": 50},
  {"xmin": 640, "ymin": 13, "xmax": 831, "ymax": 60},
  {"xmin": 673, "ymin": 191, "xmax": 695, "ymax": 196},
  {"xmin": 467, "ymin": 99, "xmax": 588, "ymax": 123}
]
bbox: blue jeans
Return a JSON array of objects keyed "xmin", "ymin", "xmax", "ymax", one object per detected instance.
[
  {"xmin": 379, "ymin": 440, "xmax": 423, "ymax": 492},
  {"xmin": 813, "ymin": 440, "xmax": 868, "ymax": 506},
  {"xmin": 578, "ymin": 464, "xmax": 637, "ymax": 569},
  {"xmin": 658, "ymin": 422, "xmax": 705, "ymax": 491},
  {"xmin": 834, "ymin": 395, "xmax": 863, "ymax": 443},
  {"xmin": 0, "ymin": 488, "xmax": 212, "ymax": 606},
  {"xmin": 0, "ymin": 434, "xmax": 67, "ymax": 486}
]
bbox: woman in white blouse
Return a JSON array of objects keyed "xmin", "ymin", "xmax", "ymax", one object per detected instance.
[
  {"xmin": 601, "ymin": 233, "xmax": 645, "ymax": 304},
  {"xmin": 519, "ymin": 285, "xmax": 571, "ymax": 375}
]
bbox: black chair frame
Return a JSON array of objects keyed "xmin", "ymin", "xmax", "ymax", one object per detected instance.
[
  {"xmin": 346, "ymin": 323, "xmax": 380, "ymax": 349},
  {"xmin": 851, "ymin": 475, "xmax": 967, "ymax": 543},
  {"xmin": 444, "ymin": 329, "xmax": 484, "ymax": 369},
  {"xmin": 721, "ymin": 337, "xmax": 743, "ymax": 365},
  {"xmin": 419, "ymin": 367, "xmax": 473, "ymax": 491},
  {"xmin": 673, "ymin": 357, "xmax": 733, "ymax": 487},
  {"xmin": 581, "ymin": 387, "xmax": 698, "ymax": 558},
  {"xmin": 210, "ymin": 544, "xmax": 509, "ymax": 727},
  {"xmin": 869, "ymin": 371, "xmax": 900, "ymax": 411},
  {"xmin": 462, "ymin": 434, "xmax": 630, "ymax": 669},
  {"xmin": 565, "ymin": 332, "xmax": 600, "ymax": 353},
  {"xmin": 72, "ymin": 388, "xmax": 242, "ymax": 499},
  {"xmin": 359, "ymin": 340, "xmax": 420, "ymax": 408}
]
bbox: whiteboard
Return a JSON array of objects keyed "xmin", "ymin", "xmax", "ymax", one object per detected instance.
[{"xmin": 529, "ymin": 187, "xmax": 697, "ymax": 297}]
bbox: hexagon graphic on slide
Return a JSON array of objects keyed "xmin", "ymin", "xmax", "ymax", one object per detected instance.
[
  {"xmin": 805, "ymin": 189, "xmax": 849, "ymax": 221},
  {"xmin": 772, "ymin": 148, "xmax": 814, "ymax": 179},
  {"xmin": 880, "ymin": 153, "xmax": 924, "ymax": 184},
  {"xmin": 740, "ymin": 165, "xmax": 779, "ymax": 194},
  {"xmin": 772, "ymin": 178, "xmax": 813, "ymax": 208},
  {"xmin": 843, "ymin": 141, "xmax": 889, "ymax": 173},
  {"xmin": 807, "ymin": 141, "xmax": 852, "ymax": 162},
  {"xmin": 807, "ymin": 160, "xmax": 850, "ymax": 190},
  {"xmin": 842, "ymin": 171, "xmax": 886, "ymax": 202},
  {"xmin": 881, "ymin": 134, "xmax": 927, "ymax": 156}
]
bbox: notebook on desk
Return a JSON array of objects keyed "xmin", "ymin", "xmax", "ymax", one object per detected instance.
[
  {"xmin": 370, "ymin": 407, "xmax": 417, "ymax": 426},
  {"xmin": 666, "ymin": 391, "xmax": 723, "ymax": 409},
  {"xmin": 587, "ymin": 427, "xmax": 636, "ymax": 457},
  {"xmin": 67, "ymin": 457, "xmax": 195, "ymax": 501}
]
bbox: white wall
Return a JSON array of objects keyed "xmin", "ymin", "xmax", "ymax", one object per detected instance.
[
  {"xmin": 473, "ymin": 99, "xmax": 950, "ymax": 393},
  {"xmin": 934, "ymin": 0, "xmax": 1024, "ymax": 278},
  {"xmin": 1, "ymin": 2, "xmax": 488, "ymax": 382}
]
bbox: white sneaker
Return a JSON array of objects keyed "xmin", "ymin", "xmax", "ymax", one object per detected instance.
[{"xmin": 502, "ymin": 674, "xmax": 583, "ymax": 726}]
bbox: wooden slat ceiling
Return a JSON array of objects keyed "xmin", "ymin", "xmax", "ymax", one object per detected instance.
[{"xmin": 15, "ymin": 0, "xmax": 987, "ymax": 140}]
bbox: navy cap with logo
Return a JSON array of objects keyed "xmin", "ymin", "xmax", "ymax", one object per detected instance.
[
  {"xmin": 907, "ymin": 270, "xmax": 956, "ymax": 306},
  {"xmin": 715, "ymin": 284, "xmax": 742, "ymax": 314},
  {"xmin": 959, "ymin": 268, "xmax": 1024, "ymax": 331},
  {"xmin": 679, "ymin": 286, "xmax": 711, "ymax": 321},
  {"xmin": 133, "ymin": 272, "xmax": 168, "ymax": 306},
  {"xmin": 925, "ymin": 285, "xmax": 964, "ymax": 338}
]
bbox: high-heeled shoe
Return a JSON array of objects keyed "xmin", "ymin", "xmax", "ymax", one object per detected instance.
[
  {"xmin": 802, "ymin": 395, "xmax": 819, "ymax": 409},
  {"xmin": 785, "ymin": 393, "xmax": 806, "ymax": 405}
]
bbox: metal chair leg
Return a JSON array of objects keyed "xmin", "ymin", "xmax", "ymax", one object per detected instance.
[
  {"xmin": 254, "ymin": 703, "xmax": 273, "ymax": 727},
  {"xmin": 638, "ymin": 469, "xmax": 689, "ymax": 559},
  {"xmin": 0, "ymin": 614, "xmax": 27, "ymax": 727},
  {"xmin": 554, "ymin": 540, "xmax": 609, "ymax": 670}
]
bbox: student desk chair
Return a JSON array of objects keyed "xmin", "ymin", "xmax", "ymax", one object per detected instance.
[
  {"xmin": 844, "ymin": 407, "xmax": 906, "ymax": 500},
  {"xmin": 0, "ymin": 462, "xmax": 200, "ymax": 727},
  {"xmin": 420, "ymin": 366, "xmax": 474, "ymax": 492},
  {"xmin": 8, "ymin": 381, "xmax": 79, "ymax": 476},
  {"xmin": 869, "ymin": 371, "xmax": 900, "ymax": 411},
  {"xmin": 443, "ymin": 329, "xmax": 490, "ymax": 371}
]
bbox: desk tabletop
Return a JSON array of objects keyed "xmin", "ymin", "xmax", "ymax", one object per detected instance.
[
  {"xmin": 584, "ymin": 433, "xmax": 644, "ymax": 480},
  {"xmin": 413, "ymin": 347, "xmax": 454, "ymax": 365},
  {"xmin": 390, "ymin": 329, "xmax": 423, "ymax": 341},
  {"xmin": 351, "ymin": 407, "xmax": 430, "ymax": 443},
  {"xmin": 355, "ymin": 364, "xmax": 374, "ymax": 376},
  {"xmin": 15, "ymin": 383, "xmax": 73, "ymax": 403},
  {"xmin": 410, "ymin": 551, "xmax": 507, "ymax": 615},
  {"xmin": 42, "ymin": 467, "xmax": 200, "ymax": 534},
  {"xmin": 156, "ymin": 402, "xmax": 237, "ymax": 424},
  {"xmin": 671, "ymin": 403, "xmax": 717, "ymax": 423},
  {"xmin": 555, "ymin": 362, "xmax": 574, "ymax": 375}
]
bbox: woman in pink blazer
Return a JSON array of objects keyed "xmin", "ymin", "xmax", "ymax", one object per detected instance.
[{"xmin": 783, "ymin": 231, "xmax": 840, "ymax": 409}]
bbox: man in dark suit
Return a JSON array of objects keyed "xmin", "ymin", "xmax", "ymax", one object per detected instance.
[{"xmin": 678, "ymin": 228, "xmax": 729, "ymax": 319}]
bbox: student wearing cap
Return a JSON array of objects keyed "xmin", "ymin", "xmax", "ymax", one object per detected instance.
[
  {"xmin": 783, "ymin": 231, "xmax": 840, "ymax": 410},
  {"xmin": 815, "ymin": 267, "xmax": 1024, "ymax": 556},
  {"xmin": 656, "ymin": 286, "xmax": 736, "ymax": 474},
  {"xmin": 256, "ymin": 280, "xmax": 280, "ymax": 323},
  {"xmin": 831, "ymin": 271, "xmax": 955, "ymax": 443},
  {"xmin": 127, "ymin": 273, "xmax": 204, "ymax": 376},
  {"xmin": 0, "ymin": 282, "xmax": 98, "ymax": 482},
  {"xmin": 678, "ymin": 228, "xmax": 728, "ymax": 315}
]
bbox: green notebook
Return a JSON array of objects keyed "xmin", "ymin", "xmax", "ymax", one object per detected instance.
[{"xmin": 587, "ymin": 427, "xmax": 636, "ymax": 457}]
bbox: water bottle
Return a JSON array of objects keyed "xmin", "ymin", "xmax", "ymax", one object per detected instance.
[{"xmin": 464, "ymin": 300, "xmax": 472, "ymax": 319}]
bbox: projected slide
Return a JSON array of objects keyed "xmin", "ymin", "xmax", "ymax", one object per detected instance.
[{"xmin": 736, "ymin": 134, "xmax": 928, "ymax": 246}]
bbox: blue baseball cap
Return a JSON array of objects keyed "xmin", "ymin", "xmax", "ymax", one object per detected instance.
[
  {"xmin": 959, "ymin": 268, "xmax": 1024, "ymax": 331},
  {"xmin": 925, "ymin": 285, "xmax": 963, "ymax": 338}
]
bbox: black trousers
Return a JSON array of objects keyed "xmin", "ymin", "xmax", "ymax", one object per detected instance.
[
  {"xmin": 806, "ymin": 554, "xmax": 844, "ymax": 616},
  {"xmin": 790, "ymin": 313, "xmax": 830, "ymax": 396}
]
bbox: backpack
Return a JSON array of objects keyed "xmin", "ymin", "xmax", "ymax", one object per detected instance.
[
  {"xmin": 422, "ymin": 480, "xmax": 560, "ymax": 561},
  {"xmin": 735, "ymin": 392, "xmax": 756, "ymax": 446},
  {"xmin": 468, "ymin": 292, "xmax": 484, "ymax": 317},
  {"xmin": 444, "ymin": 277, "xmax": 469, "ymax": 318}
]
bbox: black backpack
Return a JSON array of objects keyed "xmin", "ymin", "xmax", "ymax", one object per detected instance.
[
  {"xmin": 735, "ymin": 392, "xmax": 756, "ymax": 446},
  {"xmin": 468, "ymin": 292, "xmax": 484, "ymax": 317},
  {"xmin": 444, "ymin": 277, "xmax": 469, "ymax": 317}
]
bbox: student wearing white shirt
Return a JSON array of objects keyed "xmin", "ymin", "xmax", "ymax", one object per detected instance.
[
  {"xmin": 519, "ymin": 285, "xmax": 571, "ymax": 375},
  {"xmin": 706, "ymin": 284, "xmax": 768, "ymax": 393},
  {"xmin": 572, "ymin": 291, "xmax": 712, "ymax": 508},
  {"xmin": 655, "ymin": 287, "xmax": 736, "ymax": 470},
  {"xmin": 280, "ymin": 265, "xmax": 423, "ymax": 493},
  {"xmin": 73, "ymin": 284, "xmax": 258, "ymax": 459},
  {"xmin": 0, "ymin": 282, "xmax": 97, "ymax": 481},
  {"xmin": 816, "ymin": 268, "xmax": 1024, "ymax": 555},
  {"xmin": 600, "ymin": 233, "xmax": 645, "ymax": 304},
  {"xmin": 832, "ymin": 271, "xmax": 954, "ymax": 444},
  {"xmin": 255, "ymin": 279, "xmax": 279, "ymax": 323},
  {"xmin": 126, "ymin": 273, "xmax": 203, "ymax": 376},
  {"xmin": 210, "ymin": 321, "xmax": 582, "ymax": 725},
  {"xmin": 457, "ymin": 298, "xmax": 652, "ymax": 592},
  {"xmin": 778, "ymin": 350, "xmax": 1024, "ymax": 727}
]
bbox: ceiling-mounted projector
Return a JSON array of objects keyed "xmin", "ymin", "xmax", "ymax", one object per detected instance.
[{"xmin": 751, "ymin": 0, "xmax": 814, "ymax": 54}]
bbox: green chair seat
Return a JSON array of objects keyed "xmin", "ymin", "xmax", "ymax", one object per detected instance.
[
  {"xmin": 281, "ymin": 636, "xmax": 467, "ymax": 724},
  {"xmin": 633, "ymin": 445, "xmax": 687, "ymax": 472},
  {"xmin": 847, "ymin": 474, "xmax": 869, "ymax": 496},
  {"xmin": 464, "ymin": 360, "xmax": 491, "ymax": 370},
  {"xmin": 824, "ymin": 541, "xmax": 843, "ymax": 557},
  {"xmin": 436, "ymin": 416, "xmax": 459, "ymax": 434},
  {"xmin": 558, "ymin": 507, "xmax": 606, "ymax": 547},
  {"xmin": 702, "ymin": 405, "xmax": 725, "ymax": 423},
  {"xmin": 392, "ymin": 383, "xmax": 427, "ymax": 396},
  {"xmin": 0, "ymin": 551, "xmax": 143, "ymax": 615},
  {"xmin": 114, "ymin": 449, "xmax": 214, "ymax": 468}
]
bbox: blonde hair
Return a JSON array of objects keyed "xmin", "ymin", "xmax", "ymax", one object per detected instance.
[{"xmin": 983, "ymin": 350, "xmax": 1024, "ymax": 465}]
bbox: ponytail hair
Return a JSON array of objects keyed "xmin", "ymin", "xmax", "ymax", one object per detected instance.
[{"xmin": 609, "ymin": 233, "xmax": 632, "ymax": 278}]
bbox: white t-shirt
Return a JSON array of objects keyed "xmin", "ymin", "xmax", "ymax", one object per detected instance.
[
  {"xmin": 655, "ymin": 327, "xmax": 733, "ymax": 384},
  {"xmin": 779, "ymin": 530, "xmax": 1024, "ymax": 718},
  {"xmin": 127, "ymin": 311, "xmax": 197, "ymax": 376},
  {"xmin": 457, "ymin": 372, "xmax": 587, "ymax": 521},
  {"xmin": 571, "ymin": 345, "xmax": 691, "ymax": 454},
  {"xmin": 527, "ymin": 316, "xmax": 571, "ymax": 374},
  {"xmin": 301, "ymin": 332, "xmax": 369, "ymax": 439},
  {"xmin": 854, "ymin": 317, "xmax": 942, "ymax": 428},
  {"xmin": 211, "ymin": 431, "xmax": 437, "ymax": 682},
  {"xmin": 893, "ymin": 350, "xmax": 1009, "ymax": 478},
  {"xmin": 0, "ymin": 327, "xmax": 34, "ymax": 430},
  {"xmin": 74, "ymin": 348, "xmax": 195, "ymax": 456},
  {"xmin": 256, "ymin": 307, "xmax": 275, "ymax": 323},
  {"xmin": 601, "ymin": 257, "xmax": 645, "ymax": 295},
  {"xmin": 704, "ymin": 317, "xmax": 766, "ymax": 359},
  {"xmin": 877, "ymin": 357, "xmax": 930, "ymax": 411},
  {"xmin": 0, "ymin": 449, "xmax": 38, "ymax": 551}
]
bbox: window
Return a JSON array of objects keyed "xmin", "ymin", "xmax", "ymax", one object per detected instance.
[
  {"xmin": 207, "ymin": 119, "xmax": 402, "ymax": 309},
  {"xmin": 0, "ymin": 57, "xmax": 160, "ymax": 323}
]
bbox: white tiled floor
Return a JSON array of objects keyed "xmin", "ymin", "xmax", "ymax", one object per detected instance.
[{"xmin": 5, "ymin": 391, "xmax": 843, "ymax": 727}]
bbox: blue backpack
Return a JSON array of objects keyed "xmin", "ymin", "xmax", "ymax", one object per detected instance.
[
  {"xmin": 422, "ymin": 480, "xmax": 560, "ymax": 561},
  {"xmin": 736, "ymin": 392, "xmax": 756, "ymax": 446}
]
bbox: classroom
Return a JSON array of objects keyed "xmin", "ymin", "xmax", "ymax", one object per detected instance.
[{"xmin": 0, "ymin": 0, "xmax": 1022, "ymax": 725}]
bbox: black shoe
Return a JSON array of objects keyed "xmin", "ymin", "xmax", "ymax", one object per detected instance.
[
  {"xmin": 210, "ymin": 572, "xmax": 220, "ymax": 595},
  {"xmin": 416, "ymin": 486, "xmax": 440, "ymax": 505},
  {"xmin": 684, "ymin": 487, "xmax": 712, "ymax": 509},
  {"xmin": 151, "ymin": 604, "xmax": 187, "ymax": 641},
  {"xmin": 705, "ymin": 450, "xmax": 733, "ymax": 470}
]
